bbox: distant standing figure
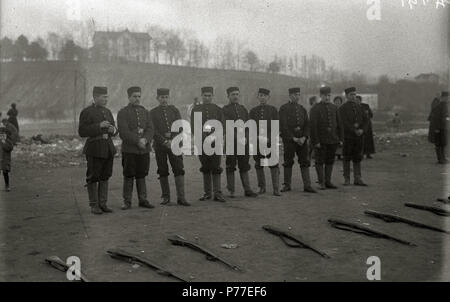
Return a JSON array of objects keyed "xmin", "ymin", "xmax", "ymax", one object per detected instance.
[
  {"xmin": 428, "ymin": 97, "xmax": 441, "ymax": 144},
  {"xmin": 392, "ymin": 113, "xmax": 402, "ymax": 132},
  {"xmin": 429, "ymin": 91, "xmax": 449, "ymax": 164},
  {"xmin": 0, "ymin": 112, "xmax": 19, "ymax": 192},
  {"xmin": 7, "ymin": 103, "xmax": 19, "ymax": 134},
  {"xmin": 357, "ymin": 96, "xmax": 375, "ymax": 159}
]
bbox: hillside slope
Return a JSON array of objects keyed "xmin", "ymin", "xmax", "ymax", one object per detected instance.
[{"xmin": 0, "ymin": 61, "xmax": 317, "ymax": 119}]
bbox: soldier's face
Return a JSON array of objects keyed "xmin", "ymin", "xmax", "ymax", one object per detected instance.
[
  {"xmin": 129, "ymin": 92, "xmax": 141, "ymax": 105},
  {"xmin": 228, "ymin": 91, "xmax": 240, "ymax": 104},
  {"xmin": 258, "ymin": 93, "xmax": 269, "ymax": 105},
  {"xmin": 321, "ymin": 94, "xmax": 331, "ymax": 103},
  {"xmin": 290, "ymin": 93, "xmax": 301, "ymax": 102},
  {"xmin": 95, "ymin": 94, "xmax": 108, "ymax": 106},
  {"xmin": 158, "ymin": 95, "xmax": 169, "ymax": 106},
  {"xmin": 347, "ymin": 92, "xmax": 356, "ymax": 102},
  {"xmin": 202, "ymin": 93, "xmax": 213, "ymax": 104}
]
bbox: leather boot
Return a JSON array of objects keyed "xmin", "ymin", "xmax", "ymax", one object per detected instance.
[
  {"xmin": 439, "ymin": 147, "xmax": 448, "ymax": 164},
  {"xmin": 240, "ymin": 171, "xmax": 258, "ymax": 197},
  {"xmin": 301, "ymin": 167, "xmax": 317, "ymax": 193},
  {"xmin": 325, "ymin": 165, "xmax": 338, "ymax": 189},
  {"xmin": 199, "ymin": 173, "xmax": 212, "ymax": 201},
  {"xmin": 436, "ymin": 146, "xmax": 442, "ymax": 163},
  {"xmin": 98, "ymin": 180, "xmax": 113, "ymax": 213},
  {"xmin": 226, "ymin": 171, "xmax": 235, "ymax": 198},
  {"xmin": 281, "ymin": 167, "xmax": 292, "ymax": 192},
  {"xmin": 121, "ymin": 177, "xmax": 133, "ymax": 210},
  {"xmin": 315, "ymin": 164, "xmax": 326, "ymax": 190},
  {"xmin": 270, "ymin": 167, "xmax": 281, "ymax": 196},
  {"xmin": 256, "ymin": 168, "xmax": 266, "ymax": 194},
  {"xmin": 159, "ymin": 176, "xmax": 171, "ymax": 205},
  {"xmin": 136, "ymin": 178, "xmax": 154, "ymax": 208},
  {"xmin": 88, "ymin": 182, "xmax": 102, "ymax": 215},
  {"xmin": 212, "ymin": 173, "xmax": 226, "ymax": 202},
  {"xmin": 175, "ymin": 175, "xmax": 190, "ymax": 206},
  {"xmin": 353, "ymin": 162, "xmax": 368, "ymax": 186},
  {"xmin": 343, "ymin": 160, "xmax": 351, "ymax": 186}
]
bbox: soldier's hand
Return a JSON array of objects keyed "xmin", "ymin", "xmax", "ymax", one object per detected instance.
[
  {"xmin": 339, "ymin": 141, "xmax": 343, "ymax": 147},
  {"xmin": 315, "ymin": 143, "xmax": 321, "ymax": 149},
  {"xmin": 139, "ymin": 138, "xmax": 147, "ymax": 146},
  {"xmin": 107, "ymin": 125, "xmax": 115, "ymax": 134},
  {"xmin": 298, "ymin": 137, "xmax": 306, "ymax": 145},
  {"xmin": 100, "ymin": 121, "xmax": 111, "ymax": 128}
]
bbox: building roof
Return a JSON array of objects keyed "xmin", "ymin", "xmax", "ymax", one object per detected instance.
[{"xmin": 93, "ymin": 29, "xmax": 151, "ymax": 41}]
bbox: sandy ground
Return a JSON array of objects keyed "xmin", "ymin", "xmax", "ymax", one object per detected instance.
[{"xmin": 0, "ymin": 135, "xmax": 449, "ymax": 282}]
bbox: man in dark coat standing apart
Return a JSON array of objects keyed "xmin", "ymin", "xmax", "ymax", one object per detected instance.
[
  {"xmin": 310, "ymin": 86, "xmax": 343, "ymax": 190},
  {"xmin": 279, "ymin": 88, "xmax": 317, "ymax": 193},
  {"xmin": 429, "ymin": 91, "xmax": 449, "ymax": 164},
  {"xmin": 117, "ymin": 86, "xmax": 155, "ymax": 210},
  {"xmin": 339, "ymin": 87, "xmax": 369, "ymax": 186},
  {"xmin": 356, "ymin": 95, "xmax": 375, "ymax": 159},
  {"xmin": 78, "ymin": 87, "xmax": 117, "ymax": 215},
  {"xmin": 150, "ymin": 88, "xmax": 190, "ymax": 206}
]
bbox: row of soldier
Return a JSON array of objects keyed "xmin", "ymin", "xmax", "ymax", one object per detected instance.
[{"xmin": 78, "ymin": 85, "xmax": 369, "ymax": 215}]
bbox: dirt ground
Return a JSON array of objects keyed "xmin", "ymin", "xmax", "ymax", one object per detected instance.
[{"xmin": 0, "ymin": 134, "xmax": 449, "ymax": 282}]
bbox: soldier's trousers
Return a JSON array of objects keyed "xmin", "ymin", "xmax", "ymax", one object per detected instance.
[
  {"xmin": 226, "ymin": 142, "xmax": 251, "ymax": 172},
  {"xmin": 315, "ymin": 144, "xmax": 338, "ymax": 166},
  {"xmin": 155, "ymin": 147, "xmax": 185, "ymax": 177},
  {"xmin": 86, "ymin": 156, "xmax": 114, "ymax": 184},
  {"xmin": 122, "ymin": 152, "xmax": 150, "ymax": 178},
  {"xmin": 282, "ymin": 140, "xmax": 310, "ymax": 168},
  {"xmin": 343, "ymin": 138, "xmax": 364, "ymax": 163},
  {"xmin": 199, "ymin": 154, "xmax": 223, "ymax": 174}
]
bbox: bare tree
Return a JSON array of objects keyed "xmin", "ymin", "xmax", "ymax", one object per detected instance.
[{"xmin": 244, "ymin": 50, "xmax": 258, "ymax": 71}]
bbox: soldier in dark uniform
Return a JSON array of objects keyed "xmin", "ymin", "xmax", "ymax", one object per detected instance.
[
  {"xmin": 429, "ymin": 91, "xmax": 449, "ymax": 164},
  {"xmin": 150, "ymin": 88, "xmax": 190, "ymax": 206},
  {"xmin": 310, "ymin": 86, "xmax": 344, "ymax": 190},
  {"xmin": 117, "ymin": 87, "xmax": 155, "ymax": 210},
  {"xmin": 0, "ymin": 112, "xmax": 18, "ymax": 192},
  {"xmin": 357, "ymin": 95, "xmax": 375, "ymax": 159},
  {"xmin": 339, "ymin": 87, "xmax": 369, "ymax": 186},
  {"xmin": 78, "ymin": 87, "xmax": 117, "ymax": 215},
  {"xmin": 279, "ymin": 88, "xmax": 317, "ymax": 193},
  {"xmin": 190, "ymin": 87, "xmax": 226, "ymax": 202},
  {"xmin": 223, "ymin": 87, "xmax": 258, "ymax": 198},
  {"xmin": 428, "ymin": 96, "xmax": 441, "ymax": 145},
  {"xmin": 249, "ymin": 88, "xmax": 280, "ymax": 196}
]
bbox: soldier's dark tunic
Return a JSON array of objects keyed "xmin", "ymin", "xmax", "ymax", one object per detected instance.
[
  {"xmin": 310, "ymin": 101, "xmax": 343, "ymax": 165},
  {"xmin": 361, "ymin": 103, "xmax": 375, "ymax": 155},
  {"xmin": 78, "ymin": 104, "xmax": 117, "ymax": 184},
  {"xmin": 0, "ymin": 121, "xmax": 18, "ymax": 171},
  {"xmin": 249, "ymin": 104, "xmax": 279, "ymax": 168},
  {"xmin": 117, "ymin": 104, "xmax": 154, "ymax": 178},
  {"xmin": 222, "ymin": 103, "xmax": 251, "ymax": 173},
  {"xmin": 190, "ymin": 103, "xmax": 224, "ymax": 174},
  {"xmin": 279, "ymin": 101, "xmax": 310, "ymax": 168},
  {"xmin": 338, "ymin": 100, "xmax": 368, "ymax": 162},
  {"xmin": 150, "ymin": 105, "xmax": 185, "ymax": 177},
  {"xmin": 429, "ymin": 100, "xmax": 449, "ymax": 147}
]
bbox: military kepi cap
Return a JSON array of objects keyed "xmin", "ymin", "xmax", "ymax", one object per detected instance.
[
  {"xmin": 201, "ymin": 87, "xmax": 214, "ymax": 94},
  {"xmin": 226, "ymin": 87, "xmax": 240, "ymax": 95},
  {"xmin": 127, "ymin": 86, "xmax": 141, "ymax": 97},
  {"xmin": 442, "ymin": 91, "xmax": 449, "ymax": 97},
  {"xmin": 289, "ymin": 87, "xmax": 300, "ymax": 95},
  {"xmin": 93, "ymin": 86, "xmax": 107, "ymax": 96},
  {"xmin": 157, "ymin": 88, "xmax": 170, "ymax": 96},
  {"xmin": 258, "ymin": 88, "xmax": 270, "ymax": 96},
  {"xmin": 344, "ymin": 87, "xmax": 356, "ymax": 95},
  {"xmin": 320, "ymin": 86, "xmax": 331, "ymax": 95}
]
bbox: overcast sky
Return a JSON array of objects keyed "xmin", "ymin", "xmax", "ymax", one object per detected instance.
[{"xmin": 1, "ymin": 0, "xmax": 448, "ymax": 78}]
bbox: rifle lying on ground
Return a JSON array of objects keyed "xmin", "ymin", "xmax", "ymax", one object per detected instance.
[
  {"xmin": 45, "ymin": 256, "xmax": 90, "ymax": 282},
  {"xmin": 364, "ymin": 210, "xmax": 450, "ymax": 234},
  {"xmin": 168, "ymin": 235, "xmax": 242, "ymax": 272},
  {"xmin": 106, "ymin": 249, "xmax": 187, "ymax": 282},
  {"xmin": 328, "ymin": 218, "xmax": 416, "ymax": 246},
  {"xmin": 404, "ymin": 203, "xmax": 450, "ymax": 217},
  {"xmin": 262, "ymin": 225, "xmax": 330, "ymax": 259}
]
